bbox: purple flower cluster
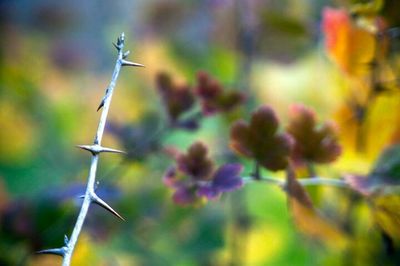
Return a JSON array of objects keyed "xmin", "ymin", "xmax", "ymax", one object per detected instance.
[{"xmin": 163, "ymin": 142, "xmax": 243, "ymax": 205}]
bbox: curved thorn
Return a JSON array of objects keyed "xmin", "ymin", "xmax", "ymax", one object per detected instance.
[
  {"xmin": 97, "ymin": 97, "xmax": 106, "ymax": 112},
  {"xmin": 121, "ymin": 59, "xmax": 144, "ymax": 67},
  {"xmin": 91, "ymin": 193, "xmax": 125, "ymax": 221},
  {"xmin": 64, "ymin": 235, "xmax": 69, "ymax": 245},
  {"xmin": 36, "ymin": 247, "xmax": 67, "ymax": 257}
]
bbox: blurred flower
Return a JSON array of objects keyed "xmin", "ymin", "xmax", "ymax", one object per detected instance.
[
  {"xmin": 176, "ymin": 142, "xmax": 214, "ymax": 180},
  {"xmin": 156, "ymin": 72, "xmax": 197, "ymax": 130},
  {"xmin": 230, "ymin": 105, "xmax": 293, "ymax": 171},
  {"xmin": 196, "ymin": 164, "xmax": 243, "ymax": 200},
  {"xmin": 195, "ymin": 71, "xmax": 244, "ymax": 115},
  {"xmin": 286, "ymin": 104, "xmax": 341, "ymax": 165},
  {"xmin": 322, "ymin": 7, "xmax": 375, "ymax": 76},
  {"xmin": 163, "ymin": 142, "xmax": 243, "ymax": 205}
]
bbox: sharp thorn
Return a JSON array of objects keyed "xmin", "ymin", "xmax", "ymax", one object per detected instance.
[
  {"xmin": 100, "ymin": 147, "xmax": 126, "ymax": 154},
  {"xmin": 91, "ymin": 193, "xmax": 125, "ymax": 221},
  {"xmin": 112, "ymin": 42, "xmax": 119, "ymax": 50},
  {"xmin": 76, "ymin": 145, "xmax": 97, "ymax": 155},
  {"xmin": 36, "ymin": 247, "xmax": 67, "ymax": 257},
  {"xmin": 97, "ymin": 98, "xmax": 105, "ymax": 112},
  {"xmin": 64, "ymin": 235, "xmax": 69, "ymax": 245},
  {"xmin": 76, "ymin": 144, "xmax": 126, "ymax": 155},
  {"xmin": 121, "ymin": 59, "xmax": 144, "ymax": 67}
]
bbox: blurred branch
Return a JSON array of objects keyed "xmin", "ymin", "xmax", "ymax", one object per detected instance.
[
  {"xmin": 242, "ymin": 175, "xmax": 348, "ymax": 188},
  {"xmin": 37, "ymin": 33, "xmax": 143, "ymax": 266}
]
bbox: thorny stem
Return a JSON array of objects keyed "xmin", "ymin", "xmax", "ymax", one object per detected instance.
[
  {"xmin": 63, "ymin": 33, "xmax": 143, "ymax": 266},
  {"xmin": 64, "ymin": 35, "xmax": 122, "ymax": 266},
  {"xmin": 38, "ymin": 33, "xmax": 143, "ymax": 266}
]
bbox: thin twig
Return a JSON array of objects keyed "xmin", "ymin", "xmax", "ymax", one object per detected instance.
[
  {"xmin": 242, "ymin": 176, "xmax": 348, "ymax": 188},
  {"xmin": 37, "ymin": 33, "xmax": 143, "ymax": 266}
]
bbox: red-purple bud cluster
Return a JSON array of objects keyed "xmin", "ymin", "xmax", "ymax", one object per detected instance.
[{"xmin": 163, "ymin": 142, "xmax": 243, "ymax": 205}]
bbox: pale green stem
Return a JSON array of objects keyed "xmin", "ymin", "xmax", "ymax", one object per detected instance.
[{"xmin": 242, "ymin": 176, "xmax": 347, "ymax": 188}]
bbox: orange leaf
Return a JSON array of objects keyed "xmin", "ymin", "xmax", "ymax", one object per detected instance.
[{"xmin": 322, "ymin": 7, "xmax": 375, "ymax": 76}]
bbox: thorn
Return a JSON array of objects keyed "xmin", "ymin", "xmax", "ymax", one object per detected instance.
[
  {"xmin": 123, "ymin": 50, "xmax": 130, "ymax": 59},
  {"xmin": 64, "ymin": 235, "xmax": 69, "ymax": 245},
  {"xmin": 90, "ymin": 192, "xmax": 125, "ymax": 221},
  {"xmin": 121, "ymin": 59, "xmax": 144, "ymax": 67},
  {"xmin": 76, "ymin": 144, "xmax": 126, "ymax": 155},
  {"xmin": 97, "ymin": 97, "xmax": 106, "ymax": 111},
  {"xmin": 36, "ymin": 247, "xmax": 67, "ymax": 257},
  {"xmin": 100, "ymin": 147, "xmax": 126, "ymax": 154},
  {"xmin": 112, "ymin": 42, "xmax": 119, "ymax": 50}
]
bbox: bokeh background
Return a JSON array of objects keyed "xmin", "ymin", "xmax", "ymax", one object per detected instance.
[{"xmin": 1, "ymin": 0, "xmax": 400, "ymax": 265}]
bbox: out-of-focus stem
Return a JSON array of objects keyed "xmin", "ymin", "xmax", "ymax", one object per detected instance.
[{"xmin": 242, "ymin": 176, "xmax": 348, "ymax": 188}]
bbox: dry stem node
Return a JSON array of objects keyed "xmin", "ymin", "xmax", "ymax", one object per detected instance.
[{"xmin": 37, "ymin": 32, "xmax": 143, "ymax": 266}]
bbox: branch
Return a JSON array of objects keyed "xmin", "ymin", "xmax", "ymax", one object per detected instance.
[
  {"xmin": 37, "ymin": 33, "xmax": 143, "ymax": 266},
  {"xmin": 242, "ymin": 176, "xmax": 348, "ymax": 188}
]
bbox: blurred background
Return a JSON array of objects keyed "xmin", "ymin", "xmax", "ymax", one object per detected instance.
[{"xmin": 1, "ymin": 0, "xmax": 400, "ymax": 265}]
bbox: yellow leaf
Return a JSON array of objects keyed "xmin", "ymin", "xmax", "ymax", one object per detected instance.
[
  {"xmin": 286, "ymin": 167, "xmax": 348, "ymax": 249},
  {"xmin": 372, "ymin": 195, "xmax": 400, "ymax": 239}
]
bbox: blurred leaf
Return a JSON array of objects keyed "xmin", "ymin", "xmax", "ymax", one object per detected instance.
[
  {"xmin": 372, "ymin": 194, "xmax": 400, "ymax": 239},
  {"xmin": 197, "ymin": 163, "xmax": 243, "ymax": 199},
  {"xmin": 230, "ymin": 105, "xmax": 293, "ymax": 171},
  {"xmin": 258, "ymin": 10, "xmax": 311, "ymax": 61},
  {"xmin": 344, "ymin": 144, "xmax": 400, "ymax": 240},
  {"xmin": 107, "ymin": 113, "xmax": 163, "ymax": 161},
  {"xmin": 287, "ymin": 104, "xmax": 341, "ymax": 165},
  {"xmin": 322, "ymin": 7, "xmax": 376, "ymax": 76},
  {"xmin": 350, "ymin": 0, "xmax": 384, "ymax": 16},
  {"xmin": 286, "ymin": 167, "xmax": 348, "ymax": 248},
  {"xmin": 345, "ymin": 144, "xmax": 400, "ymax": 196}
]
